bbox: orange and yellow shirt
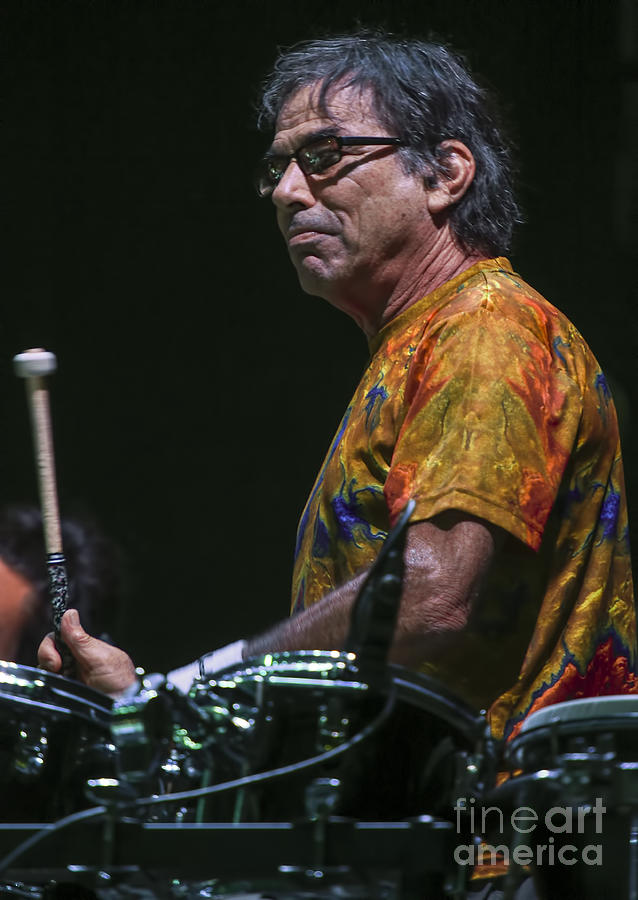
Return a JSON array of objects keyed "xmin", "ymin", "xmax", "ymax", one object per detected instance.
[{"xmin": 291, "ymin": 257, "xmax": 636, "ymax": 739}]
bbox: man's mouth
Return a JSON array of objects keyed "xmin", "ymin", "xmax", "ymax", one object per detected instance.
[
  {"xmin": 287, "ymin": 223, "xmax": 337, "ymax": 249},
  {"xmin": 288, "ymin": 229, "xmax": 325, "ymax": 245}
]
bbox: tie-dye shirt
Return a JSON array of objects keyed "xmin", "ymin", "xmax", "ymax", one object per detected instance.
[{"xmin": 291, "ymin": 257, "xmax": 636, "ymax": 740}]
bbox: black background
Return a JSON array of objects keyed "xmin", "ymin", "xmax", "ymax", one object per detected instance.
[{"xmin": 3, "ymin": 0, "xmax": 637, "ymax": 671}]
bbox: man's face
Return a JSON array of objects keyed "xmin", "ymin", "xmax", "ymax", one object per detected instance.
[{"xmin": 269, "ymin": 83, "xmax": 434, "ymax": 329}]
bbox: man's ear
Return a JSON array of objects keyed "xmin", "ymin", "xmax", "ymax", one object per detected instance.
[{"xmin": 425, "ymin": 140, "xmax": 476, "ymax": 214}]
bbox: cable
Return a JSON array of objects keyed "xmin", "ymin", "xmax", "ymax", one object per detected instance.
[
  {"xmin": 0, "ymin": 805, "xmax": 106, "ymax": 877},
  {"xmin": 134, "ymin": 686, "xmax": 397, "ymax": 809}
]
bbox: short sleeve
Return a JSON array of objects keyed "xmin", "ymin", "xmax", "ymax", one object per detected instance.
[{"xmin": 383, "ymin": 306, "xmax": 582, "ymax": 549}]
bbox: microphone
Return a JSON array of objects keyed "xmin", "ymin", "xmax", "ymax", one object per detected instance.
[{"xmin": 344, "ymin": 499, "xmax": 415, "ymax": 670}]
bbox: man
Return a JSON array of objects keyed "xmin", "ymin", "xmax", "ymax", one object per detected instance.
[{"xmin": 39, "ymin": 33, "xmax": 636, "ymax": 744}]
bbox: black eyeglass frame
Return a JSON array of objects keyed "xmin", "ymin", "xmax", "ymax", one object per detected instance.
[{"xmin": 255, "ymin": 134, "xmax": 404, "ymax": 198}]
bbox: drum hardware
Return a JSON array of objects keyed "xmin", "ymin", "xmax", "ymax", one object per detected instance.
[
  {"xmin": 83, "ymin": 780, "xmax": 136, "ymax": 879},
  {"xmin": 0, "ymin": 817, "xmax": 464, "ymax": 897},
  {"xmin": 447, "ymin": 744, "xmax": 499, "ymax": 900},
  {"xmin": 617, "ymin": 762, "xmax": 638, "ymax": 807},
  {"xmin": 179, "ymin": 679, "xmax": 258, "ymax": 823},
  {"xmin": 0, "ymin": 882, "xmax": 43, "ymax": 897},
  {"xmin": 187, "ymin": 677, "xmax": 260, "ymax": 760},
  {"xmin": 271, "ymin": 777, "xmax": 349, "ymax": 894},
  {"xmin": 508, "ymin": 722, "xmax": 618, "ymax": 802},
  {"xmin": 504, "ymin": 727, "xmax": 635, "ymax": 810},
  {"xmin": 317, "ymin": 699, "xmax": 350, "ymax": 751},
  {"xmin": 305, "ymin": 777, "xmax": 342, "ymax": 874},
  {"xmin": 84, "ymin": 778, "xmax": 138, "ymax": 807},
  {"xmin": 629, "ymin": 814, "xmax": 638, "ymax": 900},
  {"xmin": 305, "ymin": 777, "xmax": 342, "ymax": 820},
  {"xmin": 110, "ymin": 682, "xmax": 227, "ymax": 823},
  {"xmin": 13, "ymin": 724, "xmax": 48, "ymax": 779},
  {"xmin": 492, "ymin": 695, "xmax": 638, "ymax": 900},
  {"xmin": 452, "ymin": 748, "xmax": 490, "ymax": 810}
]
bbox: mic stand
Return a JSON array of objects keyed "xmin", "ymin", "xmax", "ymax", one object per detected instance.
[{"xmin": 344, "ymin": 498, "xmax": 415, "ymax": 672}]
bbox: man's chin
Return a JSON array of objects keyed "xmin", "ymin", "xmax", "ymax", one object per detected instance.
[{"xmin": 294, "ymin": 257, "xmax": 335, "ymax": 300}]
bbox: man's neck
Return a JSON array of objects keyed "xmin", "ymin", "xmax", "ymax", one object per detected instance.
[
  {"xmin": 329, "ymin": 231, "xmax": 488, "ymax": 338},
  {"xmin": 376, "ymin": 244, "xmax": 487, "ymax": 337}
]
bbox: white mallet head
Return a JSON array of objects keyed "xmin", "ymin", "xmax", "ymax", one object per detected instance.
[{"xmin": 13, "ymin": 348, "xmax": 58, "ymax": 378}]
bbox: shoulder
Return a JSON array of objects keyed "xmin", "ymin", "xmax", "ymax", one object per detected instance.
[
  {"xmin": 425, "ymin": 261, "xmax": 591, "ymax": 370},
  {"xmin": 440, "ymin": 263, "xmax": 561, "ymax": 332}
]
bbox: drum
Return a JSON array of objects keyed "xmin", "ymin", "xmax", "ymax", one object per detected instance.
[
  {"xmin": 177, "ymin": 651, "xmax": 491, "ymax": 825},
  {"xmin": 0, "ymin": 660, "xmax": 115, "ymax": 822},
  {"xmin": 499, "ymin": 695, "xmax": 638, "ymax": 900}
]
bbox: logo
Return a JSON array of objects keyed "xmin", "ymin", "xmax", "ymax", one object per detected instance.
[{"xmin": 453, "ymin": 797, "xmax": 605, "ymax": 867}]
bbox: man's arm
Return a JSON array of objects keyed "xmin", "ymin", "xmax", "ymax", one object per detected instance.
[
  {"xmin": 246, "ymin": 510, "xmax": 499, "ymax": 668},
  {"xmin": 38, "ymin": 511, "xmax": 498, "ymax": 692}
]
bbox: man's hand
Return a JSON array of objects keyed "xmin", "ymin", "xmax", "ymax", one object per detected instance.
[{"xmin": 38, "ymin": 608, "xmax": 137, "ymax": 698}]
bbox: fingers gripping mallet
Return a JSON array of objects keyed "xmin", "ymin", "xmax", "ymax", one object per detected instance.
[{"xmin": 13, "ymin": 348, "xmax": 74, "ymax": 674}]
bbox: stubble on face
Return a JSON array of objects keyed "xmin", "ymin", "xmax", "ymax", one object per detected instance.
[{"xmin": 271, "ymin": 84, "xmax": 434, "ymax": 330}]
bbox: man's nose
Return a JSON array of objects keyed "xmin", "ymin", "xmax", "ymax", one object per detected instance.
[{"xmin": 271, "ymin": 159, "xmax": 314, "ymax": 209}]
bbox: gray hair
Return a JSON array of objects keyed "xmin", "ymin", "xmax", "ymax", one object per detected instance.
[{"xmin": 258, "ymin": 31, "xmax": 522, "ymax": 255}]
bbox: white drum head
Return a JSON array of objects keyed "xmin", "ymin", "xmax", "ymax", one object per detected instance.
[{"xmin": 519, "ymin": 694, "xmax": 638, "ymax": 735}]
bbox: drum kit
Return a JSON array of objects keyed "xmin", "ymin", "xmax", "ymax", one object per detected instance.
[
  {"xmin": 2, "ymin": 350, "xmax": 637, "ymax": 898},
  {"xmin": 1, "ymin": 656, "xmax": 638, "ymax": 898},
  {"xmin": 0, "ymin": 651, "xmax": 491, "ymax": 898}
]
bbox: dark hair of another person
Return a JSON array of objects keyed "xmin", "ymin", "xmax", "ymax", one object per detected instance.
[
  {"xmin": 257, "ymin": 30, "xmax": 522, "ymax": 256},
  {"xmin": 0, "ymin": 504, "xmax": 122, "ymax": 666}
]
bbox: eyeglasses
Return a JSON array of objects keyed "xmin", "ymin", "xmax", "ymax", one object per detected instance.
[{"xmin": 255, "ymin": 134, "xmax": 404, "ymax": 198}]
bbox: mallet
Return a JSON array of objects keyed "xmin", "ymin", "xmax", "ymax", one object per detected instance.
[{"xmin": 13, "ymin": 348, "xmax": 73, "ymax": 673}]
